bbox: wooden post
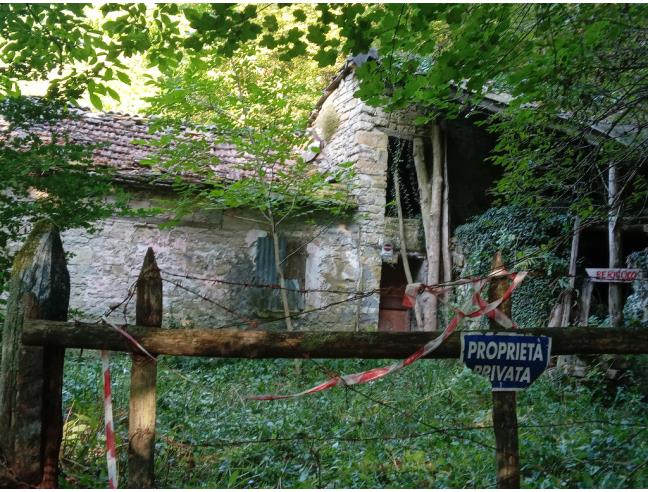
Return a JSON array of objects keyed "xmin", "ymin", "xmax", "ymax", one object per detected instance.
[
  {"xmin": 489, "ymin": 251, "xmax": 520, "ymax": 489},
  {"xmin": 608, "ymin": 162, "xmax": 623, "ymax": 328},
  {"xmin": 557, "ymin": 217, "xmax": 581, "ymax": 370},
  {"xmin": 128, "ymin": 248, "xmax": 161, "ymax": 488},
  {"xmin": 0, "ymin": 221, "xmax": 69, "ymax": 487}
]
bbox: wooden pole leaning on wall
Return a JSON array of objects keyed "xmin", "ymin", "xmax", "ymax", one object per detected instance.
[
  {"xmin": 489, "ymin": 251, "xmax": 520, "ymax": 488},
  {"xmin": 0, "ymin": 221, "xmax": 70, "ymax": 488},
  {"xmin": 128, "ymin": 247, "xmax": 162, "ymax": 488}
]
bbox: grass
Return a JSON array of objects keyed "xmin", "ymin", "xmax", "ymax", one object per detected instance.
[{"xmin": 59, "ymin": 351, "xmax": 648, "ymax": 488}]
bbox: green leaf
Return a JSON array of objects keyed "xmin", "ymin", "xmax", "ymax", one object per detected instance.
[
  {"xmin": 88, "ymin": 92, "xmax": 103, "ymax": 110},
  {"xmin": 115, "ymin": 71, "xmax": 131, "ymax": 85}
]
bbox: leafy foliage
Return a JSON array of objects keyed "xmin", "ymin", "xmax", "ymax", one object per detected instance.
[
  {"xmin": 60, "ymin": 352, "xmax": 648, "ymax": 488},
  {"xmin": 143, "ymin": 41, "xmax": 353, "ymax": 227},
  {"xmin": 0, "ymin": 97, "xmax": 129, "ymax": 308},
  {"xmin": 0, "ymin": 4, "xmax": 182, "ymax": 102},
  {"xmin": 169, "ymin": 4, "xmax": 647, "ymax": 224},
  {"xmin": 454, "ymin": 206, "xmax": 571, "ymax": 327},
  {"xmin": 3, "ymin": 6, "xmax": 646, "ymax": 223},
  {"xmin": 624, "ymin": 248, "xmax": 648, "ymax": 328},
  {"xmin": 0, "ymin": 4, "xmax": 184, "ymax": 303}
]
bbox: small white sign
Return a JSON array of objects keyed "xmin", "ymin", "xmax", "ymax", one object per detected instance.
[{"xmin": 585, "ymin": 268, "xmax": 641, "ymax": 283}]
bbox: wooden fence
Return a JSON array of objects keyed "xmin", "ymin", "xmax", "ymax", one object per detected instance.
[{"xmin": 2, "ymin": 222, "xmax": 648, "ymax": 488}]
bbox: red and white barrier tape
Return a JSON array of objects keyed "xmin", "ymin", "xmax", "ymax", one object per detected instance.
[
  {"xmin": 101, "ymin": 316, "xmax": 156, "ymax": 361},
  {"xmin": 101, "ymin": 350, "xmax": 118, "ymax": 488},
  {"xmin": 98, "ymin": 317, "xmax": 158, "ymax": 489},
  {"xmin": 249, "ymin": 270, "xmax": 526, "ymax": 401}
]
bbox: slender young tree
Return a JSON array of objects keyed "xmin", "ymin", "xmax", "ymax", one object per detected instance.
[{"xmin": 143, "ymin": 46, "xmax": 353, "ymax": 329}]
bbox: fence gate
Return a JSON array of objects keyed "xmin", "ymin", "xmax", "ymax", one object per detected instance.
[{"xmin": 3, "ymin": 222, "xmax": 648, "ymax": 488}]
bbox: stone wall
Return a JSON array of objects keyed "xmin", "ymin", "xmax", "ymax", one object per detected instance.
[
  {"xmin": 52, "ymin": 71, "xmax": 427, "ymax": 332},
  {"xmin": 313, "ymin": 72, "xmax": 425, "ymax": 326},
  {"xmin": 61, "ymin": 195, "xmax": 363, "ymax": 330}
]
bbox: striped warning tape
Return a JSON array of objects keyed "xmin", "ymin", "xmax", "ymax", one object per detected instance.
[
  {"xmin": 98, "ymin": 317, "xmax": 158, "ymax": 488},
  {"xmin": 249, "ymin": 270, "xmax": 526, "ymax": 400},
  {"xmin": 101, "ymin": 316, "xmax": 156, "ymax": 361},
  {"xmin": 100, "ymin": 349, "xmax": 118, "ymax": 488}
]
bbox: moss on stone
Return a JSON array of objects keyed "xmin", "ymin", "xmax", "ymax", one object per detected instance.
[
  {"xmin": 316, "ymin": 103, "xmax": 340, "ymax": 142},
  {"xmin": 11, "ymin": 221, "xmax": 56, "ymax": 275}
]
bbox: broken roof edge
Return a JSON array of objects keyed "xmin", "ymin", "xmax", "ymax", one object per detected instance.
[
  {"xmin": 307, "ymin": 48, "xmax": 379, "ymax": 126},
  {"xmin": 309, "ymin": 50, "xmax": 646, "ymax": 149}
]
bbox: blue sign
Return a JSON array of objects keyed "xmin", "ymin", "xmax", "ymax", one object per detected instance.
[{"xmin": 461, "ymin": 333, "xmax": 552, "ymax": 391}]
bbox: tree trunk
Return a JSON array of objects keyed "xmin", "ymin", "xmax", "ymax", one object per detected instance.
[
  {"xmin": 413, "ymin": 138, "xmax": 431, "ymax": 244},
  {"xmin": 0, "ymin": 221, "xmax": 69, "ymax": 487},
  {"xmin": 393, "ymin": 167, "xmax": 422, "ymax": 330},
  {"xmin": 608, "ymin": 163, "xmax": 623, "ymax": 328},
  {"xmin": 441, "ymin": 130, "xmax": 452, "ymax": 290},
  {"xmin": 270, "ymin": 223, "xmax": 294, "ymax": 331},
  {"xmin": 424, "ymin": 124, "xmax": 444, "ymax": 331}
]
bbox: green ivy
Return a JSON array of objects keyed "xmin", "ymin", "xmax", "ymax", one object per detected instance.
[
  {"xmin": 454, "ymin": 206, "xmax": 570, "ymax": 328},
  {"xmin": 59, "ymin": 352, "xmax": 648, "ymax": 488},
  {"xmin": 624, "ymin": 248, "xmax": 648, "ymax": 328}
]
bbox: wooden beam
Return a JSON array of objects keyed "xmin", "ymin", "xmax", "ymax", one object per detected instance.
[{"xmin": 22, "ymin": 322, "xmax": 648, "ymax": 359}]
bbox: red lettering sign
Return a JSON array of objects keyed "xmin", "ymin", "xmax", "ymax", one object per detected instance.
[{"xmin": 585, "ymin": 268, "xmax": 641, "ymax": 283}]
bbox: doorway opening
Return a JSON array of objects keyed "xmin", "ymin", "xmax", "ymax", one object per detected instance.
[{"xmin": 378, "ymin": 255, "xmax": 423, "ymax": 331}]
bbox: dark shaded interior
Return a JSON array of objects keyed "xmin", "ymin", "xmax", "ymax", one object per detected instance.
[
  {"xmin": 579, "ymin": 226, "xmax": 648, "ymax": 317},
  {"xmin": 386, "ymin": 137, "xmax": 420, "ymax": 219},
  {"xmin": 445, "ymin": 115, "xmax": 501, "ymax": 228}
]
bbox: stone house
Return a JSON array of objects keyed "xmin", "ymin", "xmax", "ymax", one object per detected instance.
[
  {"xmin": 15, "ymin": 55, "xmax": 647, "ymax": 331},
  {"xmin": 2, "ymin": 62, "xmax": 533, "ymax": 332},
  {"xmin": 35, "ymin": 53, "xmax": 503, "ymax": 333}
]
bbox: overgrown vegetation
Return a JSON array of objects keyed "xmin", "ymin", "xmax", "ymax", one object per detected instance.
[
  {"xmin": 625, "ymin": 248, "xmax": 648, "ymax": 329},
  {"xmin": 454, "ymin": 206, "xmax": 571, "ymax": 328},
  {"xmin": 0, "ymin": 98, "xmax": 128, "ymax": 315},
  {"xmin": 60, "ymin": 353, "xmax": 648, "ymax": 488}
]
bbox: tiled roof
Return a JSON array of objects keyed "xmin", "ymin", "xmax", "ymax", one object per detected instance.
[{"xmin": 5, "ymin": 107, "xmax": 316, "ymax": 187}]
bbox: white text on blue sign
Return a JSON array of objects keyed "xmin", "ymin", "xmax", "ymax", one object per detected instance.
[{"xmin": 461, "ymin": 333, "xmax": 552, "ymax": 391}]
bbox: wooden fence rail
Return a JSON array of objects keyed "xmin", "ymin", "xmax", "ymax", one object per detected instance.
[
  {"xmin": 2, "ymin": 224, "xmax": 648, "ymax": 489},
  {"xmin": 21, "ymin": 321, "xmax": 648, "ymax": 358}
]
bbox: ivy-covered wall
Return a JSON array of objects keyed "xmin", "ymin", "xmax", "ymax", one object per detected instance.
[
  {"xmin": 625, "ymin": 247, "xmax": 648, "ymax": 327},
  {"xmin": 453, "ymin": 206, "xmax": 570, "ymax": 328}
]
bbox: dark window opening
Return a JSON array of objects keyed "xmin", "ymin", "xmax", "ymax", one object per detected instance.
[
  {"xmin": 386, "ymin": 137, "xmax": 421, "ymax": 219},
  {"xmin": 252, "ymin": 235, "xmax": 305, "ymax": 314}
]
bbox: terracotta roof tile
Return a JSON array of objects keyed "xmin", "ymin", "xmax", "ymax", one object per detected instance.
[{"xmin": 4, "ymin": 107, "xmax": 319, "ymax": 186}]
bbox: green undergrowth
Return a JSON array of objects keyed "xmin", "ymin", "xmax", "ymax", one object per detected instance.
[{"xmin": 59, "ymin": 353, "xmax": 648, "ymax": 488}]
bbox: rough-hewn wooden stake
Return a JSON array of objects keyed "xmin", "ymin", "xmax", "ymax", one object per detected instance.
[
  {"xmin": 557, "ymin": 217, "xmax": 581, "ymax": 370},
  {"xmin": 0, "ymin": 221, "xmax": 69, "ymax": 487},
  {"xmin": 393, "ymin": 165, "xmax": 422, "ymax": 329},
  {"xmin": 128, "ymin": 247, "xmax": 161, "ymax": 488},
  {"xmin": 489, "ymin": 251, "xmax": 520, "ymax": 489}
]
